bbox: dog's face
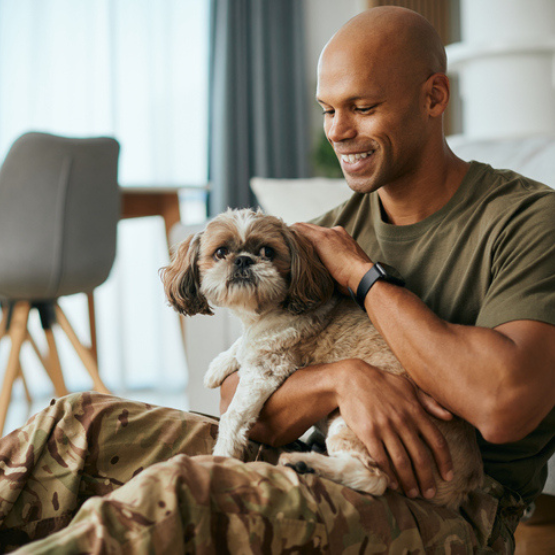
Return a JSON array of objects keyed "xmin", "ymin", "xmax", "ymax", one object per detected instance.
[{"xmin": 162, "ymin": 209, "xmax": 334, "ymax": 317}]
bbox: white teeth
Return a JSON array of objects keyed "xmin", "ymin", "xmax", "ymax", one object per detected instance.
[{"xmin": 341, "ymin": 151, "xmax": 372, "ymax": 163}]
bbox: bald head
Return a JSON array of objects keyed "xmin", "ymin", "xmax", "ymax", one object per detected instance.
[
  {"xmin": 319, "ymin": 7, "xmax": 446, "ymax": 88},
  {"xmin": 316, "ymin": 7, "xmax": 452, "ymax": 196}
]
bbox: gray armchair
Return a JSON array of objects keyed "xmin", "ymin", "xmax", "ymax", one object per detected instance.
[{"xmin": 0, "ymin": 132, "xmax": 120, "ymax": 434}]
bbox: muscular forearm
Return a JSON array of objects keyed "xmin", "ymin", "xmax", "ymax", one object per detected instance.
[
  {"xmin": 220, "ymin": 362, "xmax": 341, "ymax": 446},
  {"xmin": 364, "ymin": 280, "xmax": 555, "ymax": 442}
]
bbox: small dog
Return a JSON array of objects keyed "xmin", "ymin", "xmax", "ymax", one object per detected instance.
[{"xmin": 162, "ymin": 208, "xmax": 483, "ymax": 509}]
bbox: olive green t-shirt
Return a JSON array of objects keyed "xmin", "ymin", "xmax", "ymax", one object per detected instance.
[{"xmin": 313, "ymin": 161, "xmax": 555, "ymax": 505}]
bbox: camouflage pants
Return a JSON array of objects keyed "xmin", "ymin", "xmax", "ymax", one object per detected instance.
[{"xmin": 0, "ymin": 393, "xmax": 524, "ymax": 554}]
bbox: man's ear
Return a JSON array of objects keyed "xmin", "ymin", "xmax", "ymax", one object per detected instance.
[
  {"xmin": 426, "ymin": 72, "xmax": 450, "ymax": 117},
  {"xmin": 282, "ymin": 227, "xmax": 335, "ymax": 315},
  {"xmin": 160, "ymin": 232, "xmax": 213, "ymax": 316}
]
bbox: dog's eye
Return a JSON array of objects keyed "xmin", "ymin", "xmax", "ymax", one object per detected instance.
[
  {"xmin": 214, "ymin": 246, "xmax": 229, "ymax": 260},
  {"xmin": 259, "ymin": 246, "xmax": 275, "ymax": 259}
]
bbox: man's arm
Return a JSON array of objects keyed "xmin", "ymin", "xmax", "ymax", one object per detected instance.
[
  {"xmin": 366, "ymin": 281, "xmax": 555, "ymax": 443},
  {"xmin": 220, "ymin": 359, "xmax": 455, "ymax": 500},
  {"xmin": 295, "ymin": 223, "xmax": 555, "ymax": 443}
]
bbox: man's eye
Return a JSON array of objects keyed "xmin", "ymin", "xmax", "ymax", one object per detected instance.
[
  {"xmin": 322, "ymin": 109, "xmax": 334, "ymax": 116},
  {"xmin": 214, "ymin": 247, "xmax": 229, "ymax": 260},
  {"xmin": 259, "ymin": 246, "xmax": 275, "ymax": 259},
  {"xmin": 357, "ymin": 105, "xmax": 377, "ymax": 113}
]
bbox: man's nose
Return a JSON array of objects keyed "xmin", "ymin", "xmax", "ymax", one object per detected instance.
[{"xmin": 326, "ymin": 112, "xmax": 357, "ymax": 143}]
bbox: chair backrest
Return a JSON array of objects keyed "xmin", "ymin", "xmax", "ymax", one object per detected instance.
[{"xmin": 0, "ymin": 132, "xmax": 120, "ymax": 300}]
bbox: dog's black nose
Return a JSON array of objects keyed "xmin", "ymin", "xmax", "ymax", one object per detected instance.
[{"xmin": 234, "ymin": 256, "xmax": 254, "ymax": 270}]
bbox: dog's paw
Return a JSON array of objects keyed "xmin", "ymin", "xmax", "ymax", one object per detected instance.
[
  {"xmin": 279, "ymin": 451, "xmax": 389, "ymax": 496},
  {"xmin": 204, "ymin": 363, "xmax": 229, "ymax": 389},
  {"xmin": 213, "ymin": 438, "xmax": 244, "ymax": 459},
  {"xmin": 279, "ymin": 455, "xmax": 315, "ymax": 475},
  {"xmin": 204, "ymin": 354, "xmax": 239, "ymax": 389},
  {"xmin": 279, "ymin": 453, "xmax": 315, "ymax": 473},
  {"xmin": 203, "ymin": 368, "xmax": 223, "ymax": 389}
]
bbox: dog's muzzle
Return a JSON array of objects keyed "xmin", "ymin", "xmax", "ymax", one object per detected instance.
[{"xmin": 229, "ymin": 255, "xmax": 256, "ymax": 285}]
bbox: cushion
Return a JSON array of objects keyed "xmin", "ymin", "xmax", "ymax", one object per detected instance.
[{"xmin": 250, "ymin": 176, "xmax": 352, "ymax": 224}]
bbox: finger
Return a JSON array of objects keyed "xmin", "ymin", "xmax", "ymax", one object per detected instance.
[
  {"xmin": 364, "ymin": 438, "xmax": 399, "ymax": 491},
  {"xmin": 416, "ymin": 389, "xmax": 453, "ymax": 421},
  {"xmin": 399, "ymin": 426, "xmax": 439, "ymax": 500},
  {"xmin": 419, "ymin": 417, "xmax": 454, "ymax": 483},
  {"xmin": 381, "ymin": 431, "xmax": 421, "ymax": 498},
  {"xmin": 291, "ymin": 222, "xmax": 320, "ymax": 235}
]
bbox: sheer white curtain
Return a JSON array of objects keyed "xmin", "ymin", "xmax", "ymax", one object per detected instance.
[{"xmin": 0, "ymin": 0, "xmax": 209, "ymax": 411}]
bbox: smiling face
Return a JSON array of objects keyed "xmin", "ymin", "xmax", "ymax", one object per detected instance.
[
  {"xmin": 318, "ymin": 54, "xmax": 427, "ymax": 194},
  {"xmin": 317, "ymin": 8, "xmax": 447, "ymax": 195}
]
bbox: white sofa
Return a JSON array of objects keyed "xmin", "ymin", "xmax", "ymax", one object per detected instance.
[{"xmin": 171, "ymin": 134, "xmax": 555, "ymax": 494}]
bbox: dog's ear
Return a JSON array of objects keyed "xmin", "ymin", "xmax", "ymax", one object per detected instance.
[
  {"xmin": 282, "ymin": 227, "xmax": 335, "ymax": 314},
  {"xmin": 160, "ymin": 232, "xmax": 213, "ymax": 316}
]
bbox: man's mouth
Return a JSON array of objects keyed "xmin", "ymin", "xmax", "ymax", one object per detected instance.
[{"xmin": 340, "ymin": 150, "xmax": 375, "ymax": 164}]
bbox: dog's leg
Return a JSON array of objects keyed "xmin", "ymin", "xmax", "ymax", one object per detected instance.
[
  {"xmin": 279, "ymin": 451, "xmax": 389, "ymax": 495},
  {"xmin": 213, "ymin": 368, "xmax": 285, "ymax": 459},
  {"xmin": 279, "ymin": 417, "xmax": 389, "ymax": 496},
  {"xmin": 204, "ymin": 338, "xmax": 242, "ymax": 388}
]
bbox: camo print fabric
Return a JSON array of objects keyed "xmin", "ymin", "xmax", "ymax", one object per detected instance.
[{"xmin": 0, "ymin": 393, "xmax": 525, "ymax": 554}]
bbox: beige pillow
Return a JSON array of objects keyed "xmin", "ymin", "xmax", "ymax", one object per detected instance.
[{"xmin": 250, "ymin": 177, "xmax": 353, "ymax": 224}]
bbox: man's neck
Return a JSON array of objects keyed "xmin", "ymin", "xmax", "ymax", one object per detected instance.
[{"xmin": 377, "ymin": 146, "xmax": 469, "ymax": 226}]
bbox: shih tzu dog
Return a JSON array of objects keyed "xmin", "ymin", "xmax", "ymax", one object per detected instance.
[{"xmin": 161, "ymin": 208, "xmax": 483, "ymax": 509}]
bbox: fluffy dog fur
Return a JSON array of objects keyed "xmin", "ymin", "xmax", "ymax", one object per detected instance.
[{"xmin": 161, "ymin": 208, "xmax": 483, "ymax": 509}]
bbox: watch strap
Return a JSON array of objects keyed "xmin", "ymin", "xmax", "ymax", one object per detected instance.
[{"xmin": 348, "ymin": 262, "xmax": 405, "ymax": 311}]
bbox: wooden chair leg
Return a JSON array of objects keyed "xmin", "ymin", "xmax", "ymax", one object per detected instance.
[
  {"xmin": 86, "ymin": 292, "xmax": 98, "ymax": 363},
  {"xmin": 54, "ymin": 304, "xmax": 110, "ymax": 395},
  {"xmin": 17, "ymin": 363, "xmax": 32, "ymax": 407},
  {"xmin": 0, "ymin": 302, "xmax": 30, "ymax": 435},
  {"xmin": 26, "ymin": 331, "xmax": 49, "ymax": 371},
  {"xmin": 43, "ymin": 329, "xmax": 69, "ymax": 398},
  {"xmin": 26, "ymin": 330, "xmax": 69, "ymax": 398}
]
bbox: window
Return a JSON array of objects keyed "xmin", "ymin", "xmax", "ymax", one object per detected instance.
[{"xmin": 0, "ymin": 0, "xmax": 210, "ymax": 424}]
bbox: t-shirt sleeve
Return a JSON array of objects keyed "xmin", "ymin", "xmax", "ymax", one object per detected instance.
[{"xmin": 476, "ymin": 193, "xmax": 555, "ymax": 329}]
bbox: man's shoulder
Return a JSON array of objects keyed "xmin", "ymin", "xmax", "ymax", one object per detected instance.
[
  {"xmin": 471, "ymin": 161, "xmax": 555, "ymax": 196},
  {"xmin": 467, "ymin": 162, "xmax": 555, "ymax": 218}
]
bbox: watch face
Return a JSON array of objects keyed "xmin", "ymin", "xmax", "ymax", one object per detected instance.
[{"xmin": 376, "ymin": 262, "xmax": 405, "ymax": 286}]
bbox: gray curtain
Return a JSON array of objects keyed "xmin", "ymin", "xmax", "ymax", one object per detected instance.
[{"xmin": 208, "ymin": 0, "xmax": 310, "ymax": 215}]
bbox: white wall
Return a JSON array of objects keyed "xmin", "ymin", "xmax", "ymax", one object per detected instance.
[{"xmin": 447, "ymin": 0, "xmax": 555, "ymax": 139}]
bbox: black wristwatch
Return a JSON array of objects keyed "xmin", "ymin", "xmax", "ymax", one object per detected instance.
[{"xmin": 348, "ymin": 262, "xmax": 405, "ymax": 311}]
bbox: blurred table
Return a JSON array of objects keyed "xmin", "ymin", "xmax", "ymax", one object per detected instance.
[
  {"xmin": 87, "ymin": 186, "xmax": 195, "ymax": 362},
  {"xmin": 120, "ymin": 187, "xmax": 182, "ymax": 247}
]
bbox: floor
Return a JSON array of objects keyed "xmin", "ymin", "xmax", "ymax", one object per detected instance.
[{"xmin": 515, "ymin": 495, "xmax": 555, "ymax": 554}]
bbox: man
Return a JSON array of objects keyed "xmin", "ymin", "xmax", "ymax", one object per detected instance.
[
  {"xmin": 1, "ymin": 6, "xmax": 554, "ymax": 554},
  {"xmin": 223, "ymin": 4, "xmax": 555, "ymax": 509}
]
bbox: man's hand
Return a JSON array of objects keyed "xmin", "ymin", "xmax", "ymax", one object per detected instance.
[
  {"xmin": 219, "ymin": 359, "xmax": 453, "ymax": 500},
  {"xmin": 293, "ymin": 222, "xmax": 372, "ymax": 294},
  {"xmin": 334, "ymin": 360, "xmax": 454, "ymax": 499}
]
